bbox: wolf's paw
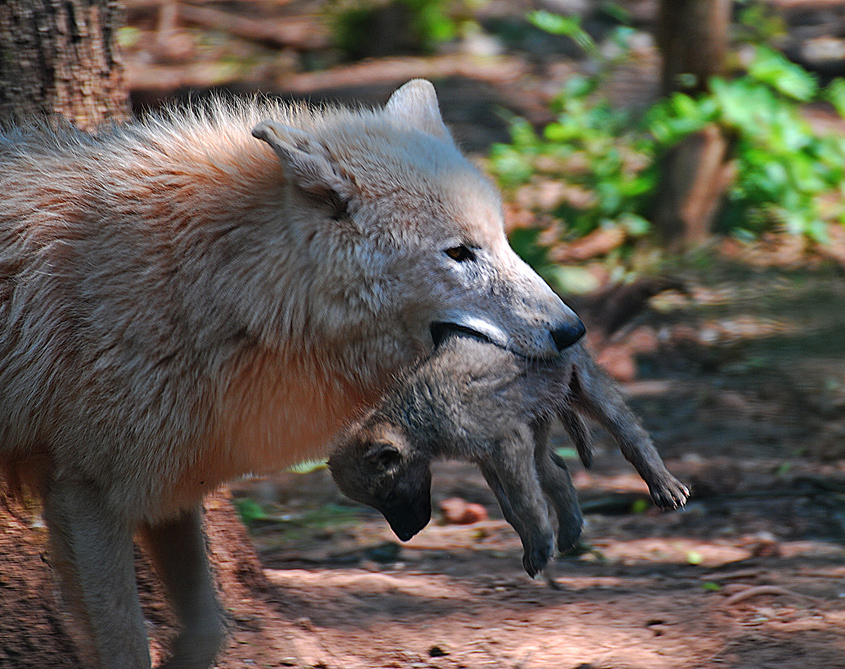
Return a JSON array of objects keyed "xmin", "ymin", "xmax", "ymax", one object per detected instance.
[
  {"xmin": 158, "ymin": 623, "xmax": 224, "ymax": 669},
  {"xmin": 521, "ymin": 531, "xmax": 556, "ymax": 578},
  {"xmin": 648, "ymin": 474, "xmax": 690, "ymax": 510}
]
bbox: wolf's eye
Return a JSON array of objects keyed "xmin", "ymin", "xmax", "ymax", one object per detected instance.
[{"xmin": 444, "ymin": 245, "xmax": 476, "ymax": 262}]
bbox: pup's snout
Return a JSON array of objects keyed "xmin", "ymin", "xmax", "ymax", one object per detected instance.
[
  {"xmin": 551, "ymin": 318, "xmax": 586, "ymax": 350},
  {"xmin": 382, "ymin": 498, "xmax": 432, "ymax": 542}
]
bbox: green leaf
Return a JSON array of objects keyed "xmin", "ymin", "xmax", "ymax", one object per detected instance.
[
  {"xmin": 233, "ymin": 498, "xmax": 266, "ymax": 525},
  {"xmin": 686, "ymin": 550, "xmax": 704, "ymax": 565},
  {"xmin": 748, "ymin": 46, "xmax": 818, "ymax": 101},
  {"xmin": 554, "ymin": 447, "xmax": 580, "ymax": 460},
  {"xmin": 117, "ymin": 26, "xmax": 142, "ymax": 49},
  {"xmin": 712, "ymin": 78, "xmax": 775, "ymax": 135},
  {"xmin": 630, "ymin": 498, "xmax": 649, "ymax": 514},
  {"xmin": 543, "ymin": 122, "xmax": 573, "ymax": 143},
  {"xmin": 508, "ymin": 116, "xmax": 539, "ymax": 146},
  {"xmin": 540, "ymin": 265, "xmax": 601, "ymax": 295},
  {"xmin": 561, "ymin": 74, "xmax": 597, "ymax": 100},
  {"xmin": 288, "ymin": 460, "xmax": 328, "ymax": 474},
  {"xmin": 528, "ymin": 10, "xmax": 598, "ymax": 57},
  {"xmin": 826, "ymin": 78, "xmax": 845, "ymax": 118},
  {"xmin": 487, "ymin": 35, "xmax": 843, "ymax": 249},
  {"xmin": 600, "ymin": 2, "xmax": 632, "ymax": 25},
  {"xmin": 619, "ymin": 213, "xmax": 651, "ymax": 236},
  {"xmin": 509, "ymin": 227, "xmax": 550, "ymax": 268}
]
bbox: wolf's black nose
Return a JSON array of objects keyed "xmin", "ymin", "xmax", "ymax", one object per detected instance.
[{"xmin": 552, "ymin": 318, "xmax": 586, "ymax": 350}]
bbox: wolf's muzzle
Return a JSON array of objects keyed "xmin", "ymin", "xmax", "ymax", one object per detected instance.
[{"xmin": 551, "ymin": 318, "xmax": 586, "ymax": 351}]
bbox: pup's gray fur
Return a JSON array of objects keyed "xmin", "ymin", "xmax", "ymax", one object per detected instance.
[{"xmin": 330, "ymin": 335, "xmax": 689, "ymax": 577}]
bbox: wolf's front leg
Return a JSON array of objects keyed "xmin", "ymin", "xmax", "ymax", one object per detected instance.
[
  {"xmin": 43, "ymin": 480, "xmax": 151, "ymax": 669},
  {"xmin": 139, "ymin": 506, "xmax": 224, "ymax": 669},
  {"xmin": 479, "ymin": 424, "xmax": 555, "ymax": 578}
]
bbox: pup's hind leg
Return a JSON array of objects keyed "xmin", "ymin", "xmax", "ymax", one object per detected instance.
[
  {"xmin": 557, "ymin": 406, "xmax": 594, "ymax": 469},
  {"xmin": 139, "ymin": 507, "xmax": 224, "ymax": 669},
  {"xmin": 43, "ymin": 480, "xmax": 151, "ymax": 669},
  {"xmin": 570, "ymin": 350, "xmax": 689, "ymax": 509},
  {"xmin": 533, "ymin": 422, "xmax": 583, "ymax": 553},
  {"xmin": 479, "ymin": 424, "xmax": 555, "ymax": 578}
]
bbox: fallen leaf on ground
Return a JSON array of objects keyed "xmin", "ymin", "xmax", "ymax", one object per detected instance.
[{"xmin": 439, "ymin": 497, "xmax": 489, "ymax": 525}]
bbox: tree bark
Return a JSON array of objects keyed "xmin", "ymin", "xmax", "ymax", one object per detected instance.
[
  {"xmin": 656, "ymin": 0, "xmax": 730, "ymax": 97},
  {"xmin": 0, "ymin": 3, "xmax": 267, "ymax": 664},
  {"xmin": 0, "ymin": 0, "xmax": 130, "ymax": 129},
  {"xmin": 651, "ymin": 124, "xmax": 736, "ymax": 249},
  {"xmin": 652, "ymin": 0, "xmax": 734, "ymax": 249}
]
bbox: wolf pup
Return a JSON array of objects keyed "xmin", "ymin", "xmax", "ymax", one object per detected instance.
[
  {"xmin": 330, "ymin": 335, "xmax": 689, "ymax": 577},
  {"xmin": 0, "ymin": 80, "xmax": 586, "ymax": 668}
]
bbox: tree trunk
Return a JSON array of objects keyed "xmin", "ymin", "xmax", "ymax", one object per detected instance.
[
  {"xmin": 651, "ymin": 124, "xmax": 736, "ymax": 249},
  {"xmin": 656, "ymin": 0, "xmax": 730, "ymax": 97},
  {"xmin": 0, "ymin": 0, "xmax": 130, "ymax": 128},
  {"xmin": 652, "ymin": 0, "xmax": 734, "ymax": 249},
  {"xmin": 0, "ymin": 3, "xmax": 267, "ymax": 665}
]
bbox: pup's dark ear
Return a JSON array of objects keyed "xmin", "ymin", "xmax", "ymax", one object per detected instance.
[
  {"xmin": 252, "ymin": 120, "xmax": 349, "ymax": 199},
  {"xmin": 364, "ymin": 441, "xmax": 403, "ymax": 471}
]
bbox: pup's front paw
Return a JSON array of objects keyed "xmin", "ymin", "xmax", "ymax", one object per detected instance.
[
  {"xmin": 555, "ymin": 513, "xmax": 584, "ymax": 553},
  {"xmin": 522, "ymin": 531, "xmax": 556, "ymax": 578}
]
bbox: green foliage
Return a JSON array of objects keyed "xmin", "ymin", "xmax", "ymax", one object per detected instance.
[
  {"xmin": 826, "ymin": 78, "xmax": 845, "ymax": 119},
  {"xmin": 554, "ymin": 446, "xmax": 580, "ymax": 460},
  {"xmin": 508, "ymin": 227, "xmax": 549, "ymax": 267},
  {"xmin": 403, "ymin": 0, "xmax": 459, "ymax": 44},
  {"xmin": 686, "ymin": 550, "xmax": 704, "ymax": 565},
  {"xmin": 288, "ymin": 459, "xmax": 328, "ymax": 474},
  {"xmin": 507, "ymin": 219, "xmax": 602, "ymax": 293},
  {"xmin": 630, "ymin": 498, "xmax": 649, "ymax": 514},
  {"xmin": 330, "ymin": 0, "xmax": 458, "ymax": 57},
  {"xmin": 735, "ymin": 2, "xmax": 788, "ymax": 47},
  {"xmin": 330, "ymin": 5, "xmax": 380, "ymax": 57},
  {"xmin": 528, "ymin": 10, "xmax": 600, "ymax": 59},
  {"xmin": 233, "ymin": 497, "xmax": 359, "ymax": 530},
  {"xmin": 490, "ymin": 22, "xmax": 845, "ymax": 247},
  {"xmin": 648, "ymin": 46, "xmax": 845, "ymax": 241},
  {"xmin": 233, "ymin": 497, "xmax": 267, "ymax": 526},
  {"xmin": 489, "ymin": 55, "xmax": 657, "ymax": 240},
  {"xmin": 747, "ymin": 45, "xmax": 817, "ymax": 101}
]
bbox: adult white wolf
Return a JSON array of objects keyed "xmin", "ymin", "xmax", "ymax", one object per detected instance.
[{"xmin": 0, "ymin": 79, "xmax": 584, "ymax": 668}]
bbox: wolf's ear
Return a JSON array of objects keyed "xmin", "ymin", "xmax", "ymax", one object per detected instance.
[
  {"xmin": 252, "ymin": 120, "xmax": 348, "ymax": 198},
  {"xmin": 384, "ymin": 79, "xmax": 454, "ymax": 144}
]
